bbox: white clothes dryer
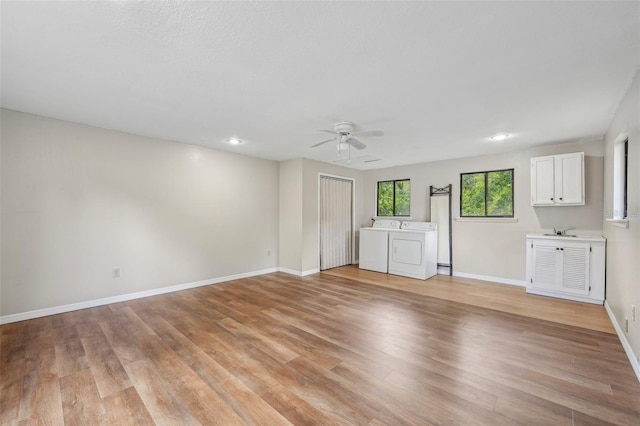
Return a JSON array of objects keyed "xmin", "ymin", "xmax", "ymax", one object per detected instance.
[
  {"xmin": 358, "ymin": 219, "xmax": 401, "ymax": 273},
  {"xmin": 388, "ymin": 222, "xmax": 438, "ymax": 280}
]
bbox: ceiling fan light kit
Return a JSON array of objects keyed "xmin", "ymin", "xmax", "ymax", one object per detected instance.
[{"xmin": 337, "ymin": 141, "xmax": 350, "ymax": 153}]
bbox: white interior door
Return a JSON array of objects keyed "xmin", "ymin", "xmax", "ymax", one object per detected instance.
[{"xmin": 319, "ymin": 176, "xmax": 353, "ymax": 270}]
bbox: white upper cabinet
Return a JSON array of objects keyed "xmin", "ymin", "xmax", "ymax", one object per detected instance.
[
  {"xmin": 530, "ymin": 152, "xmax": 584, "ymax": 206},
  {"xmin": 530, "ymin": 156, "xmax": 556, "ymax": 205}
]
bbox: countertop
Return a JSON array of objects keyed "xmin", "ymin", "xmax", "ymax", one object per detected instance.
[{"xmin": 526, "ymin": 233, "xmax": 606, "ymax": 242}]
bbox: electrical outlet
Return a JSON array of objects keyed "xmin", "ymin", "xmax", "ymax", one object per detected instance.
[
  {"xmin": 113, "ymin": 267, "xmax": 121, "ymax": 278},
  {"xmin": 633, "ymin": 305, "xmax": 636, "ymax": 322},
  {"xmin": 267, "ymin": 250, "xmax": 271, "ymax": 256}
]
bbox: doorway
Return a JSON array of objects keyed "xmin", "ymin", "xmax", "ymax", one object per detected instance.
[{"xmin": 319, "ymin": 175, "xmax": 354, "ymax": 270}]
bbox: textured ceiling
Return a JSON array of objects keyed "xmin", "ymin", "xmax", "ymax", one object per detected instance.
[{"xmin": 2, "ymin": 1, "xmax": 639, "ymax": 170}]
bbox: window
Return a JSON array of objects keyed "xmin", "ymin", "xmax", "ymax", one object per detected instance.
[
  {"xmin": 460, "ymin": 169, "xmax": 514, "ymax": 217},
  {"xmin": 613, "ymin": 138, "xmax": 628, "ymax": 219},
  {"xmin": 377, "ymin": 179, "xmax": 410, "ymax": 216}
]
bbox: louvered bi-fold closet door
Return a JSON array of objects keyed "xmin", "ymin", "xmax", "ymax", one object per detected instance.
[{"xmin": 320, "ymin": 176, "xmax": 353, "ymax": 270}]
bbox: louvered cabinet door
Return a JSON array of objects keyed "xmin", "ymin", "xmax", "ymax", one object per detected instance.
[
  {"xmin": 559, "ymin": 242, "xmax": 590, "ymax": 295},
  {"xmin": 531, "ymin": 243, "xmax": 560, "ymax": 291},
  {"xmin": 531, "ymin": 240, "xmax": 591, "ymax": 296},
  {"xmin": 526, "ymin": 235, "xmax": 603, "ymax": 304}
]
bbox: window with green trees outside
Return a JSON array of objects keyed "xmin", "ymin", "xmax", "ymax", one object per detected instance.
[
  {"xmin": 377, "ymin": 179, "xmax": 410, "ymax": 216},
  {"xmin": 460, "ymin": 169, "xmax": 513, "ymax": 217}
]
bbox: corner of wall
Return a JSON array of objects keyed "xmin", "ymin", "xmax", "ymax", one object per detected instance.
[{"xmin": 602, "ymin": 67, "xmax": 640, "ymax": 382}]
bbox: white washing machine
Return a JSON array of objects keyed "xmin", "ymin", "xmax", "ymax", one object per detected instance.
[
  {"xmin": 388, "ymin": 222, "xmax": 438, "ymax": 280},
  {"xmin": 358, "ymin": 219, "xmax": 401, "ymax": 273}
]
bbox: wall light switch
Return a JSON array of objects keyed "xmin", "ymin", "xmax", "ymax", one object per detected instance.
[{"xmin": 113, "ymin": 267, "xmax": 121, "ymax": 278}]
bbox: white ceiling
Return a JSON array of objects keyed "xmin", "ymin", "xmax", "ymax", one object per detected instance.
[{"xmin": 2, "ymin": 1, "xmax": 639, "ymax": 170}]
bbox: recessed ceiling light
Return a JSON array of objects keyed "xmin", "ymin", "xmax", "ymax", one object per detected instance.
[
  {"xmin": 490, "ymin": 133, "xmax": 511, "ymax": 141},
  {"xmin": 226, "ymin": 138, "xmax": 242, "ymax": 145}
]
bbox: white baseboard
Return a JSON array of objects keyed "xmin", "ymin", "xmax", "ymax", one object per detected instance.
[
  {"xmin": 0, "ymin": 267, "xmax": 279, "ymax": 325},
  {"xmin": 453, "ymin": 271, "xmax": 526, "ymax": 287},
  {"xmin": 526, "ymin": 288, "xmax": 603, "ymax": 305},
  {"xmin": 278, "ymin": 267, "xmax": 320, "ymax": 277},
  {"xmin": 277, "ymin": 267, "xmax": 301, "ymax": 276},
  {"xmin": 605, "ymin": 301, "xmax": 640, "ymax": 383}
]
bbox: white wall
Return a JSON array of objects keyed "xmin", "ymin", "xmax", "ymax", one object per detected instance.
[
  {"xmin": 1, "ymin": 109, "xmax": 279, "ymax": 317},
  {"xmin": 362, "ymin": 139, "xmax": 604, "ymax": 282},
  {"xmin": 278, "ymin": 158, "xmax": 363, "ymax": 274},
  {"xmin": 603, "ymin": 69, "xmax": 640, "ymax": 365},
  {"xmin": 278, "ymin": 159, "xmax": 303, "ymax": 272}
]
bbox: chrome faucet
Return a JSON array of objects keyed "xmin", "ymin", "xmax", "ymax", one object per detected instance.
[{"xmin": 553, "ymin": 227, "xmax": 565, "ymax": 236}]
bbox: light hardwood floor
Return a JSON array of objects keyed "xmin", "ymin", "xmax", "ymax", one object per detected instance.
[
  {"xmin": 1, "ymin": 266, "xmax": 638, "ymax": 425},
  {"xmin": 322, "ymin": 266, "xmax": 615, "ymax": 334}
]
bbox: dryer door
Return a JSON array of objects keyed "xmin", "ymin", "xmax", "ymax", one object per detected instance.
[{"xmin": 390, "ymin": 237, "xmax": 424, "ymax": 266}]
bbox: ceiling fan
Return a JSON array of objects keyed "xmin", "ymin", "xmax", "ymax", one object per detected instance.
[{"xmin": 310, "ymin": 121, "xmax": 384, "ymax": 153}]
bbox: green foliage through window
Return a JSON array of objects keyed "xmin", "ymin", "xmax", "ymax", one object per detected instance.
[
  {"xmin": 461, "ymin": 169, "xmax": 513, "ymax": 217},
  {"xmin": 377, "ymin": 179, "xmax": 410, "ymax": 216}
]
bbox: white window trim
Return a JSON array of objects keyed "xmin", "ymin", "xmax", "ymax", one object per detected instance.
[
  {"xmin": 612, "ymin": 130, "xmax": 629, "ymax": 221},
  {"xmin": 455, "ymin": 217, "xmax": 519, "ymax": 223},
  {"xmin": 605, "ymin": 218, "xmax": 629, "ymax": 229},
  {"xmin": 375, "ymin": 217, "xmax": 412, "ymax": 220}
]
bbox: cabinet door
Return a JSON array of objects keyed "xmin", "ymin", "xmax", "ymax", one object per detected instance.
[
  {"xmin": 559, "ymin": 242, "xmax": 590, "ymax": 295},
  {"xmin": 555, "ymin": 153, "xmax": 584, "ymax": 205},
  {"xmin": 532, "ymin": 240, "xmax": 590, "ymax": 296},
  {"xmin": 532, "ymin": 242, "xmax": 559, "ymax": 290},
  {"xmin": 531, "ymin": 156, "xmax": 556, "ymax": 206}
]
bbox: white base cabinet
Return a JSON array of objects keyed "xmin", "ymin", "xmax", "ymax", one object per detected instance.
[{"xmin": 526, "ymin": 234, "xmax": 605, "ymax": 305}]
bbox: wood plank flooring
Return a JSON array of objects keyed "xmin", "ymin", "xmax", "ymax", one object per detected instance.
[
  {"xmin": 2, "ymin": 267, "xmax": 638, "ymax": 425},
  {"xmin": 322, "ymin": 266, "xmax": 615, "ymax": 334}
]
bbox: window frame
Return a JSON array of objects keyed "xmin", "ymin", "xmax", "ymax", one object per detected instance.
[
  {"xmin": 459, "ymin": 168, "xmax": 514, "ymax": 218},
  {"xmin": 376, "ymin": 179, "xmax": 411, "ymax": 217},
  {"xmin": 623, "ymin": 138, "xmax": 628, "ymax": 219},
  {"xmin": 613, "ymin": 137, "xmax": 629, "ymax": 220}
]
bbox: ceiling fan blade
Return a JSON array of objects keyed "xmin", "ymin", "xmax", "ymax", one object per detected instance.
[
  {"xmin": 310, "ymin": 137, "xmax": 336, "ymax": 148},
  {"xmin": 348, "ymin": 137, "xmax": 367, "ymax": 150},
  {"xmin": 353, "ymin": 130, "xmax": 384, "ymax": 137},
  {"xmin": 316, "ymin": 129, "xmax": 337, "ymax": 135}
]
